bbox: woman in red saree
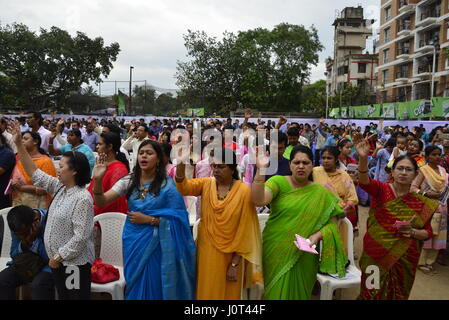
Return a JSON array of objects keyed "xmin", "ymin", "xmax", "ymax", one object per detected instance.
[
  {"xmin": 88, "ymin": 132, "xmax": 129, "ymax": 215},
  {"xmin": 354, "ymin": 134, "xmax": 439, "ymax": 300}
]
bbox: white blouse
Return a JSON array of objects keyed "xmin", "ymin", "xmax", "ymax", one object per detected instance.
[{"xmin": 32, "ymin": 169, "xmax": 95, "ymax": 266}]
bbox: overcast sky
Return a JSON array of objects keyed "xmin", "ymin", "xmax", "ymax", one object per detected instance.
[{"xmin": 1, "ymin": 0, "xmax": 380, "ymax": 95}]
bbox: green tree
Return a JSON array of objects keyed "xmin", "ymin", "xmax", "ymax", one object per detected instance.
[
  {"xmin": 176, "ymin": 23, "xmax": 323, "ymax": 115},
  {"xmin": 0, "ymin": 22, "xmax": 120, "ymax": 111},
  {"xmin": 132, "ymin": 85, "xmax": 156, "ymax": 115},
  {"xmin": 301, "ymin": 80, "xmax": 326, "ymax": 114}
]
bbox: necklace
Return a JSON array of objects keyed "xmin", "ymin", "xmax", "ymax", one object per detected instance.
[
  {"xmin": 138, "ymin": 184, "xmax": 150, "ymax": 199},
  {"xmin": 217, "ymin": 180, "xmax": 234, "ymax": 200}
]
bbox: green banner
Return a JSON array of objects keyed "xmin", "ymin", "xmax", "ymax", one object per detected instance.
[
  {"xmin": 380, "ymin": 103, "xmax": 396, "ymax": 118},
  {"xmin": 431, "ymin": 97, "xmax": 449, "ymax": 118},
  {"xmin": 187, "ymin": 108, "xmax": 205, "ymax": 117},
  {"xmin": 329, "ymin": 108, "xmax": 340, "ymax": 118}
]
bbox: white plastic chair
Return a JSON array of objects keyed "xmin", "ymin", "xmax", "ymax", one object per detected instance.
[
  {"xmin": 0, "ymin": 207, "xmax": 13, "ymax": 272},
  {"xmin": 244, "ymin": 213, "xmax": 270, "ymax": 300},
  {"xmin": 91, "ymin": 212, "xmax": 127, "ymax": 300},
  {"xmin": 316, "ymin": 217, "xmax": 361, "ymax": 300}
]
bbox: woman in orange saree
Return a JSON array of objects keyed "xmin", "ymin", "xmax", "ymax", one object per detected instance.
[
  {"xmin": 354, "ymin": 134, "xmax": 438, "ymax": 300},
  {"xmin": 176, "ymin": 148, "xmax": 262, "ymax": 300},
  {"xmin": 11, "ymin": 131, "xmax": 56, "ymax": 209}
]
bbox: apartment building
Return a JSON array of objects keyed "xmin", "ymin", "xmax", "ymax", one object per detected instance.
[
  {"xmin": 377, "ymin": 0, "xmax": 449, "ymax": 103},
  {"xmin": 326, "ymin": 6, "xmax": 378, "ymax": 99}
]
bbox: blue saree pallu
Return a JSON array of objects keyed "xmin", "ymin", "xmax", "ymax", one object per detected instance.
[{"xmin": 122, "ymin": 178, "xmax": 196, "ymax": 300}]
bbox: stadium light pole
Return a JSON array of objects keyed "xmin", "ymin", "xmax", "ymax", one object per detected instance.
[{"xmin": 129, "ymin": 66, "xmax": 134, "ymax": 114}]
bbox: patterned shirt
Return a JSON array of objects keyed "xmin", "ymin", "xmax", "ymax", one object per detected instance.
[{"xmin": 32, "ymin": 169, "xmax": 95, "ymax": 266}]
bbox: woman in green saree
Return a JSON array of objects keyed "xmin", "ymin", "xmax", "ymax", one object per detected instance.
[{"xmin": 252, "ymin": 145, "xmax": 348, "ymax": 300}]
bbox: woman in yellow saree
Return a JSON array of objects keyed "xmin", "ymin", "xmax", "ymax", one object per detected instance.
[
  {"xmin": 252, "ymin": 145, "xmax": 347, "ymax": 300},
  {"xmin": 176, "ymin": 148, "xmax": 262, "ymax": 300},
  {"xmin": 411, "ymin": 145, "xmax": 448, "ymax": 274}
]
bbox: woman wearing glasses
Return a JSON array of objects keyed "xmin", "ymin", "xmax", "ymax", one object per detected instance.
[
  {"xmin": 11, "ymin": 122, "xmax": 94, "ymax": 300},
  {"xmin": 354, "ymin": 134, "xmax": 439, "ymax": 300}
]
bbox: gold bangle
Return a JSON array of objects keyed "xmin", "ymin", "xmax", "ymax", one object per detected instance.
[{"xmin": 253, "ymin": 180, "xmax": 265, "ymax": 183}]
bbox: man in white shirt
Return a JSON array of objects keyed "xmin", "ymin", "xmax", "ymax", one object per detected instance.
[
  {"xmin": 26, "ymin": 111, "xmax": 52, "ymax": 153},
  {"xmin": 19, "ymin": 117, "xmax": 30, "ymax": 133},
  {"xmin": 122, "ymin": 124, "xmax": 149, "ymax": 170}
]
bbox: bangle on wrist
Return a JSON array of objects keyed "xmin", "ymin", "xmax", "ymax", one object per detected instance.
[
  {"xmin": 175, "ymin": 174, "xmax": 185, "ymax": 180},
  {"xmin": 53, "ymin": 253, "xmax": 63, "ymax": 263},
  {"xmin": 358, "ymin": 169, "xmax": 368, "ymax": 173}
]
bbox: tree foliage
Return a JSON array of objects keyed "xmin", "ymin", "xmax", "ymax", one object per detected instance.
[
  {"xmin": 0, "ymin": 22, "xmax": 120, "ymax": 110},
  {"xmin": 176, "ymin": 23, "xmax": 323, "ymax": 114}
]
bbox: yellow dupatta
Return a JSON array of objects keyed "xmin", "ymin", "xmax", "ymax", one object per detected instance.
[{"xmin": 420, "ymin": 165, "xmax": 447, "ymax": 192}]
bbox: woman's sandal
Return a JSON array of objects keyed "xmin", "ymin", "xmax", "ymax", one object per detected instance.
[{"xmin": 418, "ymin": 265, "xmax": 432, "ymax": 274}]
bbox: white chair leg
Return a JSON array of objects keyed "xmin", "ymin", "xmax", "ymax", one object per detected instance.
[{"xmin": 319, "ymin": 282, "xmax": 334, "ymax": 300}]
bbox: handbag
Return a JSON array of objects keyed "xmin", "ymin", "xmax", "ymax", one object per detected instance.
[
  {"xmin": 91, "ymin": 258, "xmax": 120, "ymax": 284},
  {"xmin": 430, "ymin": 212, "xmax": 442, "ymax": 236},
  {"xmin": 12, "ymin": 251, "xmax": 47, "ymax": 283}
]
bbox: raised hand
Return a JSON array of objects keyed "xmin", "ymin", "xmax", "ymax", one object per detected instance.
[
  {"xmin": 244, "ymin": 109, "xmax": 253, "ymax": 119},
  {"xmin": 92, "ymin": 153, "xmax": 108, "ymax": 181},
  {"xmin": 279, "ymin": 116, "xmax": 287, "ymax": 126},
  {"xmin": 256, "ymin": 145, "xmax": 270, "ymax": 169},
  {"xmin": 9, "ymin": 121, "xmax": 22, "ymax": 146},
  {"xmin": 353, "ymin": 133, "xmax": 370, "ymax": 158}
]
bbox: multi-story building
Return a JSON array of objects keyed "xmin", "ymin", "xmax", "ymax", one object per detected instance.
[
  {"xmin": 377, "ymin": 0, "xmax": 449, "ymax": 103},
  {"xmin": 326, "ymin": 6, "xmax": 378, "ymax": 101}
]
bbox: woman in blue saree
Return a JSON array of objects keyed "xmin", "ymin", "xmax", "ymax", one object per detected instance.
[{"xmin": 92, "ymin": 140, "xmax": 196, "ymax": 300}]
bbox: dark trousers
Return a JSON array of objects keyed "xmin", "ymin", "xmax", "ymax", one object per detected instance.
[
  {"xmin": 0, "ymin": 266, "xmax": 55, "ymax": 300},
  {"xmin": 51, "ymin": 263, "xmax": 91, "ymax": 300}
]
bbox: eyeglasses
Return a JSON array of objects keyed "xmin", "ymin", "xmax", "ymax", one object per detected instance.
[{"xmin": 394, "ymin": 166, "xmax": 414, "ymax": 173}]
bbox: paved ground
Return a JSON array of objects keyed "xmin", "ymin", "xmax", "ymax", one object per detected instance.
[{"xmin": 338, "ymin": 206, "xmax": 449, "ymax": 300}]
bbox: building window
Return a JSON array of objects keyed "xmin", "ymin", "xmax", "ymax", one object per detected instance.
[
  {"xmin": 382, "ymin": 69, "xmax": 389, "ymax": 83},
  {"xmin": 384, "ymin": 27, "xmax": 391, "ymax": 43},
  {"xmin": 358, "ymin": 63, "xmax": 367, "ymax": 73},
  {"xmin": 381, "ymin": 91, "xmax": 388, "ymax": 102},
  {"xmin": 383, "ymin": 49, "xmax": 390, "ymax": 64},
  {"xmin": 385, "ymin": 7, "xmax": 391, "ymax": 22},
  {"xmin": 357, "ymin": 79, "xmax": 367, "ymax": 87}
]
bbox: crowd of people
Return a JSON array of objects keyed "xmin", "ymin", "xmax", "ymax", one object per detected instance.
[{"xmin": 0, "ymin": 109, "xmax": 448, "ymax": 300}]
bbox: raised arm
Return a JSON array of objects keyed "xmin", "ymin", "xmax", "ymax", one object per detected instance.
[
  {"xmin": 10, "ymin": 121, "xmax": 37, "ymax": 177},
  {"xmin": 275, "ymin": 116, "xmax": 287, "ymax": 130},
  {"xmin": 91, "ymin": 154, "xmax": 121, "ymax": 206},
  {"xmin": 251, "ymin": 146, "xmax": 273, "ymax": 207},
  {"xmin": 354, "ymin": 133, "xmax": 370, "ymax": 185}
]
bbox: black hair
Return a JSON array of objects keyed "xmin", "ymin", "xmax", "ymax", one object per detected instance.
[
  {"xmin": 392, "ymin": 155, "xmax": 418, "ymax": 172},
  {"xmin": 104, "ymin": 124, "xmax": 122, "ymax": 136},
  {"xmin": 0, "ymin": 134, "xmax": 10, "ymax": 150},
  {"xmin": 410, "ymin": 138, "xmax": 424, "ymax": 152},
  {"xmin": 385, "ymin": 137, "xmax": 396, "ymax": 149},
  {"xmin": 138, "ymin": 124, "xmax": 149, "ymax": 133},
  {"xmin": 7, "ymin": 205, "xmax": 36, "ymax": 233},
  {"xmin": 337, "ymin": 139, "xmax": 351, "ymax": 149},
  {"xmin": 290, "ymin": 145, "xmax": 314, "ymax": 181},
  {"xmin": 26, "ymin": 111, "xmax": 43, "ymax": 126},
  {"xmin": 160, "ymin": 142, "xmax": 172, "ymax": 165},
  {"xmin": 424, "ymin": 145, "xmax": 442, "ymax": 158},
  {"xmin": 277, "ymin": 132, "xmax": 288, "ymax": 146},
  {"xmin": 287, "ymin": 127, "xmax": 299, "ymax": 137},
  {"xmin": 321, "ymin": 146, "xmax": 340, "ymax": 166},
  {"xmin": 290, "ymin": 145, "xmax": 314, "ymax": 163},
  {"xmin": 62, "ymin": 151, "xmax": 92, "ymax": 187},
  {"xmin": 22, "ymin": 131, "xmax": 47, "ymax": 156},
  {"xmin": 100, "ymin": 132, "xmax": 130, "ymax": 172},
  {"xmin": 126, "ymin": 140, "xmax": 167, "ymax": 199},
  {"xmin": 212, "ymin": 148, "xmax": 240, "ymax": 180}
]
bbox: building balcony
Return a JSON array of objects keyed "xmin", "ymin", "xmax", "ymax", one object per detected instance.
[
  {"xmin": 416, "ymin": 10, "xmax": 441, "ymax": 28},
  {"xmin": 396, "ymin": 71, "xmax": 410, "ymax": 82},
  {"xmin": 399, "ymin": 2, "xmax": 416, "ymax": 14},
  {"xmin": 397, "ymin": 22, "xmax": 412, "ymax": 37},
  {"xmin": 416, "ymin": 64, "xmax": 432, "ymax": 76},
  {"xmin": 416, "ymin": 39, "xmax": 438, "ymax": 53},
  {"xmin": 397, "ymin": 47, "xmax": 412, "ymax": 60}
]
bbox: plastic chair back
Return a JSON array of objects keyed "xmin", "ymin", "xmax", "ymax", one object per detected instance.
[
  {"xmin": 0, "ymin": 207, "xmax": 12, "ymax": 259},
  {"xmin": 258, "ymin": 214, "xmax": 269, "ymax": 233},
  {"xmin": 94, "ymin": 212, "xmax": 126, "ymax": 267}
]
